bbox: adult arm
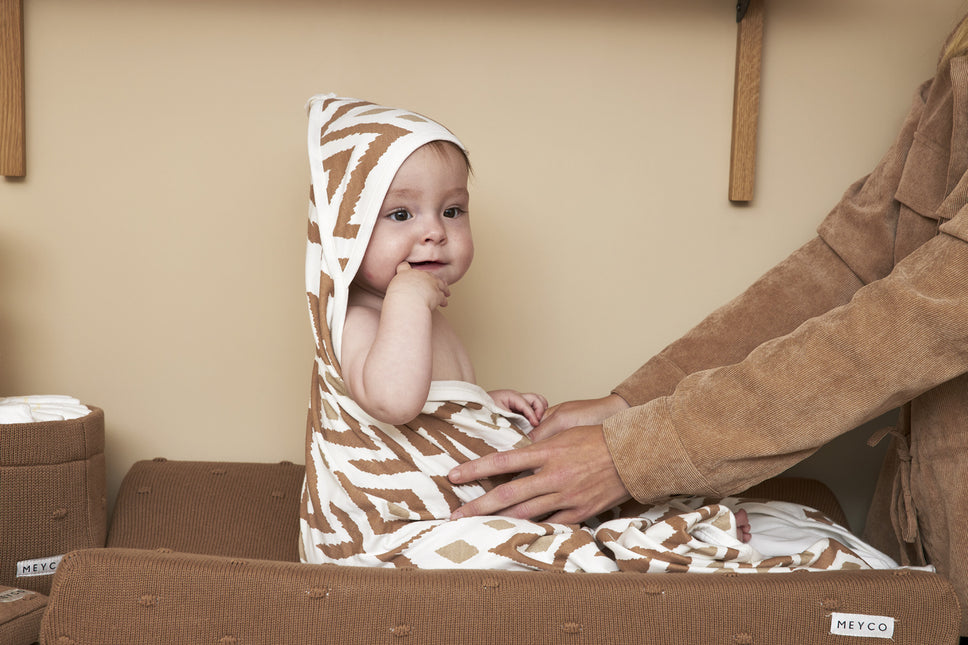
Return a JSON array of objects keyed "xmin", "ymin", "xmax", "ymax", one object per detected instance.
[
  {"xmin": 614, "ymin": 87, "xmax": 929, "ymax": 408},
  {"xmin": 608, "ymin": 213, "xmax": 968, "ymax": 502}
]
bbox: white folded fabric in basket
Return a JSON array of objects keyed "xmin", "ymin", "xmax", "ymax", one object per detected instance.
[{"xmin": 0, "ymin": 396, "xmax": 91, "ymax": 423}]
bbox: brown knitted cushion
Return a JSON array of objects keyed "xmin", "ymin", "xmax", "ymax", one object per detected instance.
[
  {"xmin": 0, "ymin": 586, "xmax": 47, "ymax": 645},
  {"xmin": 742, "ymin": 476, "xmax": 850, "ymax": 528},
  {"xmin": 0, "ymin": 407, "xmax": 107, "ymax": 595},
  {"xmin": 107, "ymin": 459, "xmax": 305, "ymax": 562}
]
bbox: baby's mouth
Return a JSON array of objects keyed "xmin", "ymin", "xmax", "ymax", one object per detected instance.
[{"xmin": 409, "ymin": 261, "xmax": 445, "ymax": 270}]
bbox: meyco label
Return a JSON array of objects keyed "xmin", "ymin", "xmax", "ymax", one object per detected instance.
[
  {"xmin": 830, "ymin": 612, "xmax": 895, "ymax": 639},
  {"xmin": 16, "ymin": 554, "xmax": 63, "ymax": 578}
]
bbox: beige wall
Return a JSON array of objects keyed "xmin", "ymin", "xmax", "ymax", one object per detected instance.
[{"xmin": 2, "ymin": 0, "xmax": 966, "ymax": 530}]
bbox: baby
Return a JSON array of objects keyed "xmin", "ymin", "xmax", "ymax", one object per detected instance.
[
  {"xmin": 339, "ymin": 139, "xmax": 548, "ymax": 430},
  {"xmin": 300, "ymin": 94, "xmax": 898, "ymax": 573}
]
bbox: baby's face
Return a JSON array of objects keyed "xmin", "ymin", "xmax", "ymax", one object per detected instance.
[{"xmin": 355, "ymin": 142, "xmax": 473, "ymax": 295}]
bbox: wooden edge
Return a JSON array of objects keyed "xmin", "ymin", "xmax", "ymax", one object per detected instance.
[{"xmin": 1, "ymin": 0, "xmax": 25, "ymax": 178}]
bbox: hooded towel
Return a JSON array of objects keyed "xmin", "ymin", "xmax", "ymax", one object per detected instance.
[{"xmin": 298, "ymin": 94, "xmax": 902, "ymax": 573}]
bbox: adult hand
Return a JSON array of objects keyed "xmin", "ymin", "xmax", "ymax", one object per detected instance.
[
  {"xmin": 447, "ymin": 424, "xmax": 632, "ymax": 524},
  {"xmin": 530, "ymin": 393, "xmax": 630, "ymax": 442}
]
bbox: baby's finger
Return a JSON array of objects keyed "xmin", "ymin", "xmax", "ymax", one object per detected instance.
[
  {"xmin": 522, "ymin": 405, "xmax": 541, "ymax": 428},
  {"xmin": 534, "ymin": 394, "xmax": 549, "ymax": 419},
  {"xmin": 522, "ymin": 393, "xmax": 548, "ymax": 424}
]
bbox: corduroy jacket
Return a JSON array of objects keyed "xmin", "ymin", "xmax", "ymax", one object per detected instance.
[{"xmin": 605, "ymin": 42, "xmax": 968, "ymax": 634}]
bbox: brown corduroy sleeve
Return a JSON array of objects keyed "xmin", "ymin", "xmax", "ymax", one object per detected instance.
[
  {"xmin": 613, "ymin": 237, "xmax": 867, "ymax": 407},
  {"xmin": 605, "ymin": 80, "xmax": 933, "ymax": 501},
  {"xmin": 612, "ymin": 85, "xmax": 927, "ymax": 408},
  {"xmin": 605, "ymin": 220, "xmax": 968, "ymax": 502}
]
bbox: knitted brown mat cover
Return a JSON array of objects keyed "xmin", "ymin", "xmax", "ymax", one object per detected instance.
[
  {"xmin": 40, "ymin": 460, "xmax": 963, "ymax": 644},
  {"xmin": 42, "ymin": 548, "xmax": 960, "ymax": 645}
]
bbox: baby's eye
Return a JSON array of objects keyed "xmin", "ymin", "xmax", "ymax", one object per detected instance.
[
  {"xmin": 387, "ymin": 210, "xmax": 412, "ymax": 222},
  {"xmin": 443, "ymin": 207, "xmax": 465, "ymax": 219}
]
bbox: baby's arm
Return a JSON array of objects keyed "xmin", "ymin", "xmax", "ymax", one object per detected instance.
[
  {"xmin": 488, "ymin": 390, "xmax": 549, "ymax": 428},
  {"xmin": 342, "ymin": 263, "xmax": 450, "ymax": 425}
]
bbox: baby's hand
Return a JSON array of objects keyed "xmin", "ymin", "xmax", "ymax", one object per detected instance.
[
  {"xmin": 488, "ymin": 389, "xmax": 549, "ymax": 428},
  {"xmin": 388, "ymin": 262, "xmax": 450, "ymax": 310}
]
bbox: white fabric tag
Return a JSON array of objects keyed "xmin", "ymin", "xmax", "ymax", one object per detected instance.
[
  {"xmin": 0, "ymin": 588, "xmax": 33, "ymax": 602},
  {"xmin": 830, "ymin": 613, "xmax": 896, "ymax": 639},
  {"xmin": 16, "ymin": 555, "xmax": 63, "ymax": 578}
]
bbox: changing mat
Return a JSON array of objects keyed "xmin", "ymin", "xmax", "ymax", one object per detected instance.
[{"xmin": 298, "ymin": 95, "xmax": 902, "ymax": 573}]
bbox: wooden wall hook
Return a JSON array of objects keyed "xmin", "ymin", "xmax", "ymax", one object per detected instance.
[
  {"xmin": 1, "ymin": 0, "xmax": 25, "ymax": 177},
  {"xmin": 729, "ymin": 0, "xmax": 765, "ymax": 203}
]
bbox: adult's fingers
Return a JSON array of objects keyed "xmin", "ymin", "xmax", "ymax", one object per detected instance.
[
  {"xmin": 448, "ymin": 443, "xmax": 541, "ymax": 486},
  {"xmin": 450, "ymin": 425, "xmax": 631, "ymax": 523}
]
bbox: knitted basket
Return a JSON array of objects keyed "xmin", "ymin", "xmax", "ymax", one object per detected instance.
[{"xmin": 0, "ymin": 406, "xmax": 106, "ymax": 595}]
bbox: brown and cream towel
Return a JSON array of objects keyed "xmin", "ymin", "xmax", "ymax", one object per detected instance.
[{"xmin": 298, "ymin": 95, "xmax": 906, "ymax": 573}]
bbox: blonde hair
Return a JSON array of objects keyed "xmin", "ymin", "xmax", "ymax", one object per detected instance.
[
  {"xmin": 940, "ymin": 15, "xmax": 968, "ymax": 67},
  {"xmin": 424, "ymin": 139, "xmax": 472, "ymax": 175}
]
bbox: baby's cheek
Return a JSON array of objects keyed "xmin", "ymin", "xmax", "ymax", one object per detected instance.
[{"xmin": 355, "ymin": 265, "xmax": 390, "ymax": 292}]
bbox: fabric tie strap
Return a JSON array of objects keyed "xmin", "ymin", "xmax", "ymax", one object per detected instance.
[{"xmin": 867, "ymin": 405, "xmax": 925, "ymax": 565}]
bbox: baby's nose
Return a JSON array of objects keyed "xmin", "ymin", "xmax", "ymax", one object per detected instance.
[{"xmin": 422, "ymin": 216, "xmax": 447, "ymax": 242}]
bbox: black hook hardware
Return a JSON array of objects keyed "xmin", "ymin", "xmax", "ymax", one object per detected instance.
[{"xmin": 737, "ymin": 0, "xmax": 752, "ymax": 22}]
